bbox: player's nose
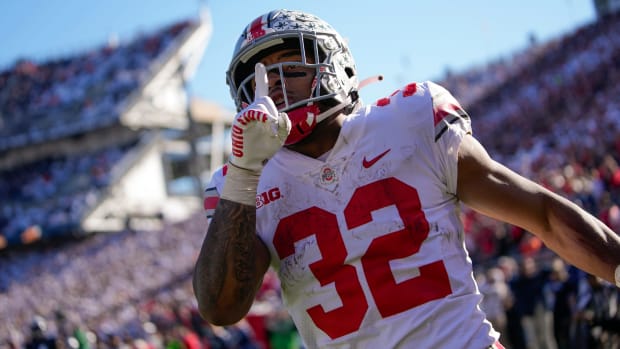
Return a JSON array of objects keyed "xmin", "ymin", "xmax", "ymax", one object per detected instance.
[{"xmin": 266, "ymin": 68, "xmax": 282, "ymax": 89}]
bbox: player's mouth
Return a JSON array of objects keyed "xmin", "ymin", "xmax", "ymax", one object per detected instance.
[{"xmin": 270, "ymin": 91, "xmax": 287, "ymax": 110}]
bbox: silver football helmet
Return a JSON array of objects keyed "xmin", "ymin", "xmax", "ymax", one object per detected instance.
[{"xmin": 226, "ymin": 9, "xmax": 359, "ymax": 145}]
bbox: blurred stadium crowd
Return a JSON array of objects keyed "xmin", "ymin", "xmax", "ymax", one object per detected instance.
[
  {"xmin": 1, "ymin": 9, "xmax": 619, "ymax": 349},
  {"xmin": 0, "ymin": 19, "xmax": 194, "ymax": 248}
]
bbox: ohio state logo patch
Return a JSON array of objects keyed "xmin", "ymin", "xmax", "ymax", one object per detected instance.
[{"xmin": 320, "ymin": 166, "xmax": 337, "ymax": 185}]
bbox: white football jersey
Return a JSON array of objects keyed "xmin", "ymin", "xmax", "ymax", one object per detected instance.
[{"xmin": 206, "ymin": 81, "xmax": 499, "ymax": 348}]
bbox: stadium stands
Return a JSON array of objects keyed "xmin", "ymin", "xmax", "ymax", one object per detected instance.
[
  {"xmin": 0, "ymin": 12, "xmax": 220, "ymax": 251},
  {"xmin": 1, "ymin": 9, "xmax": 619, "ymax": 349},
  {"xmin": 455, "ymin": 11, "xmax": 620, "ymax": 266},
  {"xmin": 0, "ymin": 137, "xmax": 139, "ymax": 246},
  {"xmin": 0, "ymin": 20, "xmax": 191, "ymax": 151}
]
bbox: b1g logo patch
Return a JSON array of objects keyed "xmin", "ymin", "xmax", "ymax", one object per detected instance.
[
  {"xmin": 256, "ymin": 187, "xmax": 282, "ymax": 208},
  {"xmin": 320, "ymin": 166, "xmax": 337, "ymax": 185}
]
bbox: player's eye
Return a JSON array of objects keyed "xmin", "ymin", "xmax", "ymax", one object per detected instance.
[
  {"xmin": 283, "ymin": 71, "xmax": 308, "ymax": 78},
  {"xmin": 282, "ymin": 65, "xmax": 308, "ymax": 78}
]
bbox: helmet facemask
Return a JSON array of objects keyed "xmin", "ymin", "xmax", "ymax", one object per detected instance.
[{"xmin": 227, "ymin": 10, "xmax": 359, "ymax": 145}]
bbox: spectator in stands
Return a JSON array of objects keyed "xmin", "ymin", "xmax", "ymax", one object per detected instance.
[
  {"xmin": 510, "ymin": 257, "xmax": 551, "ymax": 349},
  {"xmin": 543, "ymin": 257, "xmax": 578, "ymax": 349},
  {"xmin": 24, "ymin": 316, "xmax": 59, "ymax": 349},
  {"xmin": 574, "ymin": 273, "xmax": 620, "ymax": 348},
  {"xmin": 479, "ymin": 267, "xmax": 511, "ymax": 343}
]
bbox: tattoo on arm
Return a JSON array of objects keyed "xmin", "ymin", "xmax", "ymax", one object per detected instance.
[
  {"xmin": 199, "ymin": 198, "xmax": 259, "ymax": 309},
  {"xmin": 231, "ymin": 203, "xmax": 258, "ymax": 300}
]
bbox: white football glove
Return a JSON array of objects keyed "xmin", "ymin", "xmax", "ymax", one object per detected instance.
[
  {"xmin": 220, "ymin": 63, "xmax": 291, "ymax": 205},
  {"xmin": 229, "ymin": 62, "xmax": 291, "ymax": 172}
]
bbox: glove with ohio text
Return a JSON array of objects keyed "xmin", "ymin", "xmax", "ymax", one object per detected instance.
[
  {"xmin": 229, "ymin": 62, "xmax": 291, "ymax": 173},
  {"xmin": 220, "ymin": 63, "xmax": 291, "ymax": 206}
]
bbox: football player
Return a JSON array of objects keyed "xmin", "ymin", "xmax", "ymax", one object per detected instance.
[{"xmin": 193, "ymin": 9, "xmax": 620, "ymax": 348}]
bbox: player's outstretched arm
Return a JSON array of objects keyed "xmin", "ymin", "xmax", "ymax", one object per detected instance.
[
  {"xmin": 193, "ymin": 63, "xmax": 291, "ymax": 324},
  {"xmin": 457, "ymin": 134, "xmax": 620, "ymax": 286}
]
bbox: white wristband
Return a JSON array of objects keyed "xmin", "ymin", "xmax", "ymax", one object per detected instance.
[
  {"xmin": 220, "ymin": 163, "xmax": 259, "ymax": 207},
  {"xmin": 615, "ymin": 264, "xmax": 620, "ymax": 288}
]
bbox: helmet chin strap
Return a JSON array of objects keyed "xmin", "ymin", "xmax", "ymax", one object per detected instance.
[
  {"xmin": 311, "ymin": 76, "xmax": 379, "ymax": 124},
  {"xmin": 283, "ymin": 100, "xmax": 347, "ymax": 146},
  {"xmin": 284, "ymin": 74, "xmax": 382, "ymax": 145},
  {"xmin": 315, "ymin": 74, "xmax": 382, "ymax": 121},
  {"xmin": 315, "ymin": 101, "xmax": 349, "ymax": 124}
]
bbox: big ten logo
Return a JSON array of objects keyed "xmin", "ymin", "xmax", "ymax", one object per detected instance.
[{"xmin": 256, "ymin": 187, "xmax": 282, "ymax": 208}]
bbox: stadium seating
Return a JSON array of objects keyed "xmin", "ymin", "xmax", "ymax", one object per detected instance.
[
  {"xmin": 0, "ymin": 17, "xmax": 210, "ymax": 250},
  {"xmin": 1, "ymin": 10, "xmax": 619, "ymax": 349}
]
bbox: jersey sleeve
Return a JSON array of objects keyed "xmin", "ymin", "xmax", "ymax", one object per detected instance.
[
  {"xmin": 203, "ymin": 165, "xmax": 227, "ymax": 219},
  {"xmin": 427, "ymin": 81, "xmax": 472, "ymax": 195}
]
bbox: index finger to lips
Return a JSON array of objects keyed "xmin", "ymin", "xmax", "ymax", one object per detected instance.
[{"xmin": 254, "ymin": 63, "xmax": 269, "ymax": 100}]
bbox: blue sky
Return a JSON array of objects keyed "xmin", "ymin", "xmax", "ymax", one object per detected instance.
[{"xmin": 0, "ymin": 1, "xmax": 596, "ymax": 110}]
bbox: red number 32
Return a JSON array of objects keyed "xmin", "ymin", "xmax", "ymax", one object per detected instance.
[{"xmin": 273, "ymin": 178, "xmax": 452, "ymax": 339}]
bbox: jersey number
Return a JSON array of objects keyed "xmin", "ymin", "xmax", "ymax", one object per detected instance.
[{"xmin": 273, "ymin": 178, "xmax": 452, "ymax": 339}]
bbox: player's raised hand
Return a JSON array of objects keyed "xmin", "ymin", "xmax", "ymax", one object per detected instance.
[
  {"xmin": 254, "ymin": 62, "xmax": 269, "ymax": 99},
  {"xmin": 228, "ymin": 63, "xmax": 291, "ymax": 173}
]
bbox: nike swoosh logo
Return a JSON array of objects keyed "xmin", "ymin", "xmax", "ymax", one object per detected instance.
[{"xmin": 362, "ymin": 149, "xmax": 391, "ymax": 168}]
